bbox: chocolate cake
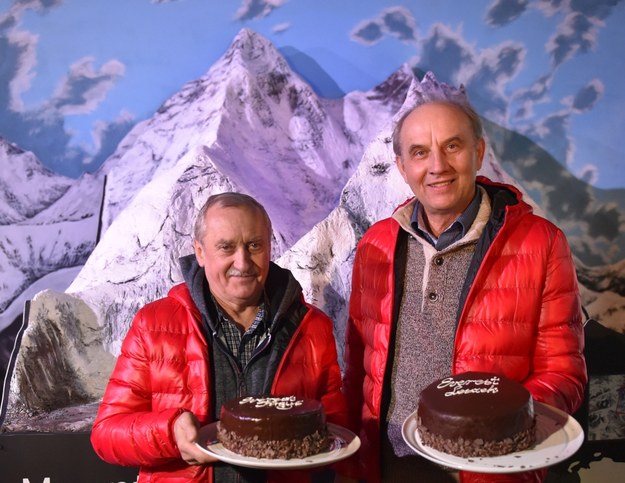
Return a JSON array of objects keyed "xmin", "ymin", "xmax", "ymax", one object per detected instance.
[
  {"xmin": 216, "ymin": 395, "xmax": 330, "ymax": 459},
  {"xmin": 416, "ymin": 372, "xmax": 536, "ymax": 457}
]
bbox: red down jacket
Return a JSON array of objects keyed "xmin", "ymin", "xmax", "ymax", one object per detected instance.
[
  {"xmin": 91, "ymin": 281, "xmax": 347, "ymax": 483},
  {"xmin": 343, "ymin": 177, "xmax": 587, "ymax": 483}
]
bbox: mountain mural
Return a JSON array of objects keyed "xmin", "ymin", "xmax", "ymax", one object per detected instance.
[
  {"xmin": 97, "ymin": 29, "xmax": 412, "ymax": 245},
  {"xmin": 0, "ymin": 139, "xmax": 101, "ymax": 315},
  {"xmin": 0, "ymin": 29, "xmax": 412, "ymax": 325},
  {"xmin": 484, "ymin": 118, "xmax": 625, "ymax": 267},
  {"xmin": 0, "ymin": 29, "xmax": 624, "ymax": 431}
]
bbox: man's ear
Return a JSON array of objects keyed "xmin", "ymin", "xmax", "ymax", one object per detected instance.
[
  {"xmin": 193, "ymin": 239, "xmax": 205, "ymax": 267},
  {"xmin": 476, "ymin": 138, "xmax": 486, "ymax": 170}
]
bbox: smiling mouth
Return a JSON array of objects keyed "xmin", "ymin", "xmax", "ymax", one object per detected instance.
[
  {"xmin": 227, "ymin": 270, "xmax": 259, "ymax": 278},
  {"xmin": 429, "ymin": 179, "xmax": 454, "ymax": 188}
]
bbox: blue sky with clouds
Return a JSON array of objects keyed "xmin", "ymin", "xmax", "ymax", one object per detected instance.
[{"xmin": 0, "ymin": 0, "xmax": 623, "ymax": 189}]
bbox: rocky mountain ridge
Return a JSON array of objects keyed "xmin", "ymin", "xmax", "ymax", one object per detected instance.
[{"xmin": 1, "ymin": 29, "xmax": 623, "ymax": 432}]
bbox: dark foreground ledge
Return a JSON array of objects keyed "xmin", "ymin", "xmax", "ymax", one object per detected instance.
[
  {"xmin": 1, "ymin": 430, "xmax": 623, "ymax": 483},
  {"xmin": 0, "ymin": 431, "xmax": 138, "ymax": 483}
]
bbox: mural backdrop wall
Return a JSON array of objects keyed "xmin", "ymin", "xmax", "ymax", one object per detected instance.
[
  {"xmin": 1, "ymin": 0, "xmax": 624, "ymax": 188},
  {"xmin": 1, "ymin": 0, "xmax": 624, "ymax": 434}
]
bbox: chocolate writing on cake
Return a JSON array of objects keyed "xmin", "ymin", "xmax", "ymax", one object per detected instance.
[
  {"xmin": 436, "ymin": 375, "xmax": 500, "ymax": 397},
  {"xmin": 238, "ymin": 395, "xmax": 304, "ymax": 410}
]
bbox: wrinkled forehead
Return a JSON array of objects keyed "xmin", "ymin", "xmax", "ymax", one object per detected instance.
[
  {"xmin": 205, "ymin": 204, "xmax": 271, "ymax": 238},
  {"xmin": 403, "ymin": 103, "xmax": 476, "ymax": 143},
  {"xmin": 407, "ymin": 101, "xmax": 471, "ymax": 128}
]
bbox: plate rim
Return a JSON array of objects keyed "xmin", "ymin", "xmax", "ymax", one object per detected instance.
[
  {"xmin": 196, "ymin": 421, "xmax": 361, "ymax": 469},
  {"xmin": 401, "ymin": 400, "xmax": 584, "ymax": 473}
]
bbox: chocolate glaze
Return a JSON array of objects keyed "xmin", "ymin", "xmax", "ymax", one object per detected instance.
[
  {"xmin": 219, "ymin": 395, "xmax": 326, "ymax": 441},
  {"xmin": 417, "ymin": 372, "xmax": 535, "ymax": 450}
]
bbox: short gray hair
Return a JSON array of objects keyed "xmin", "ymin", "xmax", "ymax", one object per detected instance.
[
  {"xmin": 193, "ymin": 192, "xmax": 272, "ymax": 242},
  {"xmin": 392, "ymin": 73, "xmax": 484, "ymax": 156}
]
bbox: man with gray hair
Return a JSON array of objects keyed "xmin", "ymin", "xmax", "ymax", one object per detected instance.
[
  {"xmin": 342, "ymin": 72, "xmax": 586, "ymax": 483},
  {"xmin": 92, "ymin": 192, "xmax": 348, "ymax": 483}
]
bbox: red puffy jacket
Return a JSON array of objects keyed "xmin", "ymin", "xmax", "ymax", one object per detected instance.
[
  {"xmin": 91, "ymin": 281, "xmax": 347, "ymax": 482},
  {"xmin": 343, "ymin": 177, "xmax": 587, "ymax": 483}
]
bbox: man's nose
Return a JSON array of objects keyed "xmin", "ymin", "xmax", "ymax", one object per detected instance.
[
  {"xmin": 429, "ymin": 148, "xmax": 448, "ymax": 172},
  {"xmin": 233, "ymin": 247, "xmax": 252, "ymax": 268}
]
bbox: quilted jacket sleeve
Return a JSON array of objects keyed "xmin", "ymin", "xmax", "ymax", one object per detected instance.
[
  {"xmin": 341, "ymin": 220, "xmax": 399, "ymax": 482},
  {"xmin": 342, "ymin": 239, "xmax": 367, "ymax": 434},
  {"xmin": 90, "ymin": 307, "xmax": 185, "ymax": 467},
  {"xmin": 522, "ymin": 228, "xmax": 587, "ymax": 413}
]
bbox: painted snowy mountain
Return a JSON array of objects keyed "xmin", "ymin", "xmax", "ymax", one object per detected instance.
[
  {"xmin": 1, "ymin": 30, "xmax": 624, "ymax": 432},
  {"xmin": 0, "ymin": 138, "xmax": 101, "ymax": 316},
  {"xmin": 482, "ymin": 117, "xmax": 625, "ymax": 268},
  {"xmin": 0, "ymin": 28, "xmax": 412, "ymax": 325},
  {"xmin": 98, "ymin": 28, "xmax": 411, "ymax": 249},
  {"xmin": 577, "ymin": 258, "xmax": 625, "ymax": 334},
  {"xmin": 0, "ymin": 138, "xmax": 73, "ymax": 224},
  {"xmin": 65, "ymin": 29, "xmax": 412, "ymax": 350},
  {"xmin": 2, "ymin": 73, "xmax": 497, "ymax": 430},
  {"xmin": 276, "ymin": 76, "xmax": 542, "ymax": 361},
  {"xmin": 1, "ymin": 29, "xmax": 415, "ymax": 429}
]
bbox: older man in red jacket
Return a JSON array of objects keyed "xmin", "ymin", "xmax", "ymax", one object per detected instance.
[
  {"xmin": 342, "ymin": 73, "xmax": 587, "ymax": 483},
  {"xmin": 91, "ymin": 192, "xmax": 348, "ymax": 483}
]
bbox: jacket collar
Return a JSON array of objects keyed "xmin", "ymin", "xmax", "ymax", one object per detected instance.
[{"xmin": 177, "ymin": 254, "xmax": 303, "ymax": 334}]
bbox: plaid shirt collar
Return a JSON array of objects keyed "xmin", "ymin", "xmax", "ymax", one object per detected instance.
[
  {"xmin": 211, "ymin": 293, "xmax": 268, "ymax": 368},
  {"xmin": 410, "ymin": 187, "xmax": 482, "ymax": 251}
]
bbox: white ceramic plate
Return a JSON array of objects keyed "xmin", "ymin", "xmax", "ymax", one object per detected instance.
[
  {"xmin": 402, "ymin": 401, "xmax": 584, "ymax": 473},
  {"xmin": 196, "ymin": 422, "xmax": 360, "ymax": 469}
]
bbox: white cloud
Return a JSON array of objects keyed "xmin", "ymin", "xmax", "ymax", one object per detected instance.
[
  {"xmin": 563, "ymin": 78, "xmax": 604, "ymax": 112},
  {"xmin": 508, "ymin": 74, "xmax": 555, "ymax": 130},
  {"xmin": 485, "ymin": 0, "xmax": 529, "ymax": 27},
  {"xmin": 49, "ymin": 57, "xmax": 126, "ymax": 116},
  {"xmin": 472, "ymin": 40, "xmax": 525, "ymax": 87},
  {"xmin": 545, "ymin": 11, "xmax": 601, "ymax": 66},
  {"xmin": 531, "ymin": 0, "xmax": 568, "ymax": 17},
  {"xmin": 578, "ymin": 163, "xmax": 599, "ymax": 185},
  {"xmin": 6, "ymin": 29, "xmax": 38, "ymax": 112},
  {"xmin": 521, "ymin": 109, "xmax": 574, "ymax": 166},
  {"xmin": 234, "ymin": 0, "xmax": 288, "ymax": 21},
  {"xmin": 91, "ymin": 110, "xmax": 134, "ymax": 152},
  {"xmin": 350, "ymin": 19, "xmax": 384, "ymax": 46},
  {"xmin": 380, "ymin": 6, "xmax": 417, "ymax": 42},
  {"xmin": 417, "ymin": 23, "xmax": 475, "ymax": 84},
  {"xmin": 350, "ymin": 6, "xmax": 417, "ymax": 46},
  {"xmin": 2, "ymin": 0, "xmax": 62, "ymax": 25},
  {"xmin": 272, "ymin": 22, "xmax": 290, "ymax": 34}
]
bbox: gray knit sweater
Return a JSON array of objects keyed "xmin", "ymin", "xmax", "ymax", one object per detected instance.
[{"xmin": 381, "ymin": 188, "xmax": 492, "ymax": 480}]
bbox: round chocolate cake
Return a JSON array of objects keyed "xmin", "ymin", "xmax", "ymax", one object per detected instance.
[
  {"xmin": 416, "ymin": 372, "xmax": 536, "ymax": 457},
  {"xmin": 216, "ymin": 395, "xmax": 330, "ymax": 459}
]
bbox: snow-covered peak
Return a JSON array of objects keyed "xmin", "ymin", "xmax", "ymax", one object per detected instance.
[
  {"xmin": 0, "ymin": 138, "xmax": 74, "ymax": 224},
  {"xmin": 96, "ymin": 28, "xmax": 409, "ymax": 248}
]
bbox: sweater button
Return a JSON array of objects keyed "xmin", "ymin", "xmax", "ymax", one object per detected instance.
[
  {"xmin": 434, "ymin": 256, "xmax": 444, "ymax": 266},
  {"xmin": 428, "ymin": 292, "xmax": 438, "ymax": 301}
]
